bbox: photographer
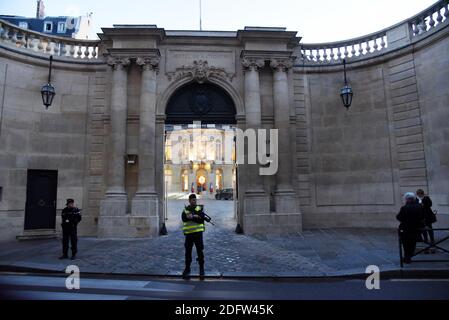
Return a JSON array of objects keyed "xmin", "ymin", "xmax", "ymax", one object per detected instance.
[{"xmin": 59, "ymin": 198, "xmax": 82, "ymax": 260}]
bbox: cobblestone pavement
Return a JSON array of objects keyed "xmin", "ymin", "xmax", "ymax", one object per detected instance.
[{"xmin": 1, "ymin": 199, "xmax": 448, "ymax": 277}]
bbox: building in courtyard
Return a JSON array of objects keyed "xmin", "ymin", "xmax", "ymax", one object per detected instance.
[
  {"xmin": 164, "ymin": 124, "xmax": 236, "ymax": 195},
  {"xmin": 0, "ymin": 1, "xmax": 448, "ymax": 240}
]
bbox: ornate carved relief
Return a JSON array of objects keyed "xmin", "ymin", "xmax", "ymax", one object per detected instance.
[{"xmin": 167, "ymin": 60, "xmax": 234, "ymax": 83}]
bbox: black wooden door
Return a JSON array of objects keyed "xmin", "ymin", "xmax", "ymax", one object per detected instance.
[{"xmin": 24, "ymin": 169, "xmax": 58, "ymax": 230}]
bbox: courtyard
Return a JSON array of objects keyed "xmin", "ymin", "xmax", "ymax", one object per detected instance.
[{"xmin": 1, "ymin": 198, "xmax": 448, "ymax": 277}]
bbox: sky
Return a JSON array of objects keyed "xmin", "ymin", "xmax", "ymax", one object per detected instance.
[{"xmin": 0, "ymin": 0, "xmax": 438, "ymax": 42}]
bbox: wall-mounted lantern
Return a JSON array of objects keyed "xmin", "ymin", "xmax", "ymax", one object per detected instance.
[
  {"xmin": 41, "ymin": 55, "xmax": 55, "ymax": 109},
  {"xmin": 127, "ymin": 154, "xmax": 137, "ymax": 165},
  {"xmin": 340, "ymin": 58, "xmax": 353, "ymax": 109}
]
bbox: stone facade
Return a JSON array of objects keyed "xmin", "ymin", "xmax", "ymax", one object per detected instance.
[{"xmin": 0, "ymin": 4, "xmax": 448, "ymax": 241}]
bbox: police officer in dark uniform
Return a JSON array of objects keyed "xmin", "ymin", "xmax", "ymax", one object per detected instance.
[
  {"xmin": 59, "ymin": 198, "xmax": 82, "ymax": 260},
  {"xmin": 181, "ymin": 194, "xmax": 206, "ymax": 279}
]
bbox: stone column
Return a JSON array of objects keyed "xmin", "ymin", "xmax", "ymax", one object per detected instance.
[
  {"xmin": 270, "ymin": 58, "xmax": 294, "ymax": 192},
  {"xmin": 270, "ymin": 58, "xmax": 301, "ymax": 231},
  {"xmin": 241, "ymin": 57, "xmax": 270, "ymax": 234},
  {"xmin": 106, "ymin": 57, "xmax": 130, "ymax": 197},
  {"xmin": 209, "ymin": 166, "xmax": 216, "ymax": 193},
  {"xmin": 98, "ymin": 57, "xmax": 131, "ymax": 237},
  {"xmin": 242, "ymin": 57, "xmax": 265, "ymax": 192},
  {"xmin": 130, "ymin": 56, "xmax": 161, "ymax": 236}
]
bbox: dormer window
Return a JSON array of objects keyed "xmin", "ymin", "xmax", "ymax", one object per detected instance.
[
  {"xmin": 57, "ymin": 21, "xmax": 66, "ymax": 33},
  {"xmin": 43, "ymin": 21, "xmax": 52, "ymax": 32},
  {"xmin": 19, "ymin": 22, "xmax": 28, "ymax": 29}
]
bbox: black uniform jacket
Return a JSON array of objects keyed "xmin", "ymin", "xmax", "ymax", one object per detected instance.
[
  {"xmin": 181, "ymin": 205, "xmax": 205, "ymax": 224},
  {"xmin": 61, "ymin": 207, "xmax": 82, "ymax": 227}
]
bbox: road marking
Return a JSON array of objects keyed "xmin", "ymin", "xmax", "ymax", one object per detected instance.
[
  {"xmin": 0, "ymin": 275, "xmax": 195, "ymax": 292},
  {"xmin": 389, "ymin": 279, "xmax": 449, "ymax": 282},
  {"xmin": 1, "ymin": 289, "xmax": 128, "ymax": 300}
]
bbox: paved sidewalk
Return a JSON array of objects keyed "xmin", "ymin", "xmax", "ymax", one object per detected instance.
[{"xmin": 1, "ymin": 200, "xmax": 448, "ymax": 277}]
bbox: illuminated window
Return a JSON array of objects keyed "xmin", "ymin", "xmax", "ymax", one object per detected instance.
[{"xmin": 165, "ymin": 140, "xmax": 172, "ymax": 161}]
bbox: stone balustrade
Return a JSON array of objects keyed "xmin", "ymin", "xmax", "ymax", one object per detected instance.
[
  {"xmin": 1, "ymin": 1, "xmax": 448, "ymax": 65},
  {"xmin": 300, "ymin": 30, "xmax": 388, "ymax": 65},
  {"xmin": 300, "ymin": 0, "xmax": 449, "ymax": 65},
  {"xmin": 410, "ymin": 0, "xmax": 449, "ymax": 36},
  {"xmin": 0, "ymin": 18, "xmax": 100, "ymax": 60}
]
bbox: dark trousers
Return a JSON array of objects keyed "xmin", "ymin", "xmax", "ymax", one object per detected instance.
[
  {"xmin": 62, "ymin": 224, "xmax": 78, "ymax": 256},
  {"xmin": 401, "ymin": 229, "xmax": 419, "ymax": 259},
  {"xmin": 422, "ymin": 222, "xmax": 435, "ymax": 244},
  {"xmin": 184, "ymin": 232, "xmax": 204, "ymax": 267}
]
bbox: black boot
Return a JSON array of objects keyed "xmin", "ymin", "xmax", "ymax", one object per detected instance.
[
  {"xmin": 182, "ymin": 265, "xmax": 191, "ymax": 279},
  {"xmin": 59, "ymin": 254, "xmax": 68, "ymax": 260},
  {"xmin": 199, "ymin": 263, "xmax": 205, "ymax": 280}
]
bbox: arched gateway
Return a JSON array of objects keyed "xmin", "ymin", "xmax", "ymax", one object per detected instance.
[
  {"xmin": 163, "ymin": 81, "xmax": 239, "ymax": 231},
  {"xmin": 97, "ymin": 26, "xmax": 303, "ymax": 238}
]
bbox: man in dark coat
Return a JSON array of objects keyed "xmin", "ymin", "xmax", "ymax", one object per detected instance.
[
  {"xmin": 59, "ymin": 198, "xmax": 82, "ymax": 260},
  {"xmin": 397, "ymin": 192, "xmax": 424, "ymax": 263},
  {"xmin": 181, "ymin": 194, "xmax": 206, "ymax": 279}
]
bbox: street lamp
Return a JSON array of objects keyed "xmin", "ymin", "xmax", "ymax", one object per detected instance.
[
  {"xmin": 41, "ymin": 55, "xmax": 55, "ymax": 109},
  {"xmin": 340, "ymin": 58, "xmax": 353, "ymax": 109}
]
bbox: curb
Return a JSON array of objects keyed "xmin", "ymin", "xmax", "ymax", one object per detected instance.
[{"xmin": 1, "ymin": 264, "xmax": 449, "ymax": 280}]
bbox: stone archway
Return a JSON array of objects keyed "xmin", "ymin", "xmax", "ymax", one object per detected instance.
[
  {"xmin": 161, "ymin": 79, "xmax": 241, "ymax": 232},
  {"xmin": 165, "ymin": 82, "xmax": 237, "ymax": 125}
]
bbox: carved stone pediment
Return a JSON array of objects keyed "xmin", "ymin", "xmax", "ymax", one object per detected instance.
[{"xmin": 167, "ymin": 60, "xmax": 234, "ymax": 83}]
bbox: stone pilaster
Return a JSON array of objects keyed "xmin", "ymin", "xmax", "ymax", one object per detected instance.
[
  {"xmin": 241, "ymin": 57, "xmax": 270, "ymax": 233},
  {"xmin": 242, "ymin": 57, "xmax": 265, "ymax": 193},
  {"xmin": 269, "ymin": 58, "xmax": 301, "ymax": 232},
  {"xmin": 105, "ymin": 57, "xmax": 131, "ymax": 197},
  {"xmin": 98, "ymin": 57, "xmax": 131, "ymax": 238},
  {"xmin": 130, "ymin": 56, "xmax": 161, "ymax": 236}
]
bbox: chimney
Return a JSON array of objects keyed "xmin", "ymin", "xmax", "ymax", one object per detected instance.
[{"xmin": 36, "ymin": 0, "xmax": 45, "ymax": 19}]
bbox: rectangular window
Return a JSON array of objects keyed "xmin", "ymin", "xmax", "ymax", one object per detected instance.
[
  {"xmin": 43, "ymin": 21, "xmax": 52, "ymax": 32},
  {"xmin": 57, "ymin": 21, "xmax": 66, "ymax": 33},
  {"xmin": 19, "ymin": 22, "xmax": 28, "ymax": 29}
]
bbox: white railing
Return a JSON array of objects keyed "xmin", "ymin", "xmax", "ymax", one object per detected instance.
[
  {"xmin": 300, "ymin": 0, "xmax": 449, "ymax": 65},
  {"xmin": 1, "ymin": 1, "xmax": 448, "ymax": 64},
  {"xmin": 410, "ymin": 0, "xmax": 449, "ymax": 36},
  {"xmin": 300, "ymin": 31, "xmax": 388, "ymax": 65},
  {"xmin": 0, "ymin": 19, "xmax": 101, "ymax": 60}
]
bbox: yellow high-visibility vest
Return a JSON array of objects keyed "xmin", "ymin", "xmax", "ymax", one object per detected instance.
[{"xmin": 182, "ymin": 205, "xmax": 205, "ymax": 235}]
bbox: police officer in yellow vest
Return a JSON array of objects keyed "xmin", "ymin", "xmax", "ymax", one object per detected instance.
[{"xmin": 182, "ymin": 194, "xmax": 206, "ymax": 279}]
